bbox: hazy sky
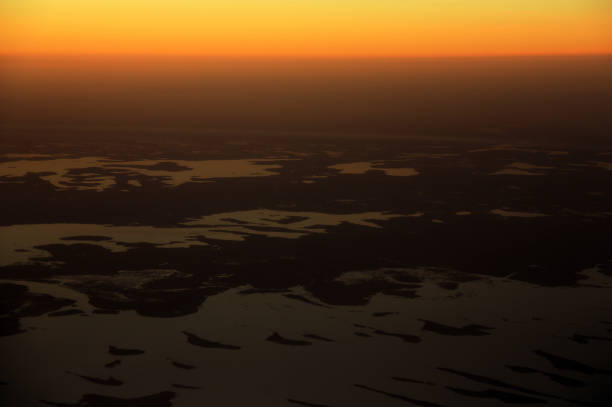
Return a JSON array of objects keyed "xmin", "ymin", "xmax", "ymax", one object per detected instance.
[{"xmin": 1, "ymin": 0, "xmax": 611, "ymax": 56}]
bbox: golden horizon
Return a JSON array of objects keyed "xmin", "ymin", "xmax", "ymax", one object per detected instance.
[
  {"xmin": 2, "ymin": 51, "xmax": 611, "ymax": 59},
  {"xmin": 2, "ymin": 1, "xmax": 611, "ymax": 56}
]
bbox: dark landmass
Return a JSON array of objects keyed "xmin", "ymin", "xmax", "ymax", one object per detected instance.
[
  {"xmin": 67, "ymin": 371, "xmax": 123, "ymax": 386},
  {"xmin": 104, "ymin": 359, "xmax": 121, "ymax": 368},
  {"xmin": 0, "ymin": 283, "xmax": 75, "ymax": 336},
  {"xmin": 182, "ymin": 331, "xmax": 241, "ymax": 350},
  {"xmin": 284, "ymin": 294, "xmax": 329, "ymax": 308},
  {"xmin": 266, "ymin": 332, "xmax": 312, "ymax": 346},
  {"xmin": 0, "ymin": 316, "xmax": 22, "ymax": 337},
  {"xmin": 1, "ymin": 134, "xmax": 611, "ymax": 406},
  {"xmin": 170, "ymin": 360, "xmax": 196, "ymax": 370},
  {"xmin": 1, "ymin": 138, "xmax": 611, "ymax": 321}
]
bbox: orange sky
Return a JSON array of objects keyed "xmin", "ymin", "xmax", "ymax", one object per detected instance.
[{"xmin": 1, "ymin": 0, "xmax": 611, "ymax": 56}]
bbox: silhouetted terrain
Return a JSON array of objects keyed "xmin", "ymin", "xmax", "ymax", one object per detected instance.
[{"xmin": 1, "ymin": 56, "xmax": 612, "ymax": 406}]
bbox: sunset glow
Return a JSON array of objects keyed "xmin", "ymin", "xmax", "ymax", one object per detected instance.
[{"xmin": 1, "ymin": 0, "xmax": 611, "ymax": 56}]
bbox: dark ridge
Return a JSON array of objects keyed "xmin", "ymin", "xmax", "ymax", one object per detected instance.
[
  {"xmin": 570, "ymin": 334, "xmax": 612, "ymax": 344},
  {"xmin": 182, "ymin": 331, "xmax": 241, "ymax": 350},
  {"xmin": 48, "ymin": 309, "xmax": 85, "ymax": 317},
  {"xmin": 506, "ymin": 365, "xmax": 585, "ymax": 388},
  {"xmin": 419, "ymin": 319, "xmax": 494, "ymax": 336},
  {"xmin": 171, "ymin": 361, "xmax": 196, "ymax": 370},
  {"xmin": 284, "ymin": 294, "xmax": 329, "ymax": 308},
  {"xmin": 445, "ymin": 387, "xmax": 545, "ymax": 404},
  {"xmin": 104, "ymin": 359, "xmax": 121, "ymax": 368},
  {"xmin": 392, "ymin": 377, "xmax": 435, "ymax": 386},
  {"xmin": 354, "ymin": 332, "xmax": 372, "ymax": 337},
  {"xmin": 267, "ymin": 332, "xmax": 312, "ymax": 346},
  {"xmin": 60, "ymin": 236, "xmax": 112, "ymax": 242},
  {"xmin": 287, "ymin": 398, "xmax": 333, "ymax": 407},
  {"xmin": 534, "ymin": 350, "xmax": 612, "ymax": 375},
  {"xmin": 172, "ymin": 384, "xmax": 200, "ymax": 390},
  {"xmin": 303, "ymin": 333, "xmax": 335, "ymax": 342},
  {"xmin": 0, "ymin": 381, "xmax": 7, "ymax": 385},
  {"xmin": 355, "ymin": 384, "xmax": 446, "ymax": 407},
  {"xmin": 373, "ymin": 329, "xmax": 421, "ymax": 343},
  {"xmin": 108, "ymin": 345, "xmax": 145, "ymax": 356},
  {"xmin": 353, "ymin": 323, "xmax": 374, "ymax": 329},
  {"xmin": 66, "ymin": 371, "xmax": 123, "ymax": 386},
  {"xmin": 40, "ymin": 390, "xmax": 176, "ymax": 407},
  {"xmin": 372, "ymin": 312, "xmax": 398, "ymax": 317}
]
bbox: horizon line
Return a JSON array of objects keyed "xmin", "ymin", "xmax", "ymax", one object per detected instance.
[{"xmin": 2, "ymin": 51, "xmax": 612, "ymax": 59}]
